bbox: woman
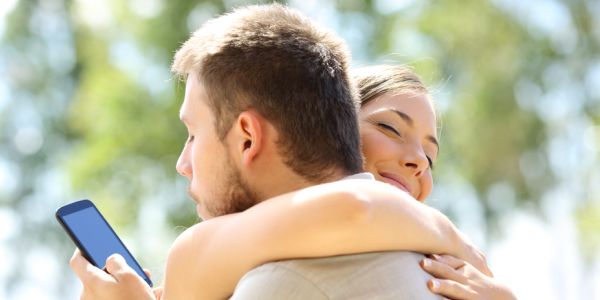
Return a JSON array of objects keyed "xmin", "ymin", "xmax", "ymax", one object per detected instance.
[
  {"xmin": 354, "ymin": 65, "xmax": 515, "ymax": 299},
  {"xmin": 158, "ymin": 65, "xmax": 516, "ymax": 300}
]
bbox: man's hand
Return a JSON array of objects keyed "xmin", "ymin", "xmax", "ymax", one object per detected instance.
[
  {"xmin": 69, "ymin": 249, "xmax": 156, "ymax": 300},
  {"xmin": 420, "ymin": 254, "xmax": 516, "ymax": 300}
]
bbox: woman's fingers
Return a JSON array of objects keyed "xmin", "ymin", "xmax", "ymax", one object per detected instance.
[
  {"xmin": 431, "ymin": 254, "xmax": 466, "ymax": 270},
  {"xmin": 421, "ymin": 258, "xmax": 466, "ymax": 284},
  {"xmin": 428, "ymin": 278, "xmax": 476, "ymax": 299}
]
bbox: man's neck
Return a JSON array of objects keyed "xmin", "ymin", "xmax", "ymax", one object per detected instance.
[{"xmin": 254, "ymin": 167, "xmax": 354, "ymax": 202}]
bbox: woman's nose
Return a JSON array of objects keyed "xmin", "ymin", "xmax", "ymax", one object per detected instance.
[{"xmin": 399, "ymin": 145, "xmax": 429, "ymax": 177}]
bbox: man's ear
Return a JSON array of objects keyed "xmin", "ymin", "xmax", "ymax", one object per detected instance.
[{"xmin": 233, "ymin": 110, "xmax": 264, "ymax": 166}]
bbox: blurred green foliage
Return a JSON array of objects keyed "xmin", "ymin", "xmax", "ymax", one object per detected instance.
[
  {"xmin": 1, "ymin": 0, "xmax": 599, "ymax": 298},
  {"xmin": 576, "ymin": 202, "xmax": 600, "ymax": 263},
  {"xmin": 63, "ymin": 0, "xmax": 574, "ymax": 223}
]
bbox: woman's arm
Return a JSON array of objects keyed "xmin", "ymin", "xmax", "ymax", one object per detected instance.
[{"xmin": 162, "ymin": 179, "xmax": 479, "ymax": 299}]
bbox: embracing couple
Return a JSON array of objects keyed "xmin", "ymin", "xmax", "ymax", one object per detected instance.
[{"xmin": 69, "ymin": 4, "xmax": 516, "ymax": 300}]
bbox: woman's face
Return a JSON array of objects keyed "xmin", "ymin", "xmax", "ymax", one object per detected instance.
[{"xmin": 359, "ymin": 92, "xmax": 438, "ymax": 202}]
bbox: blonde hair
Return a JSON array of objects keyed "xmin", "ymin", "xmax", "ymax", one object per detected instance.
[{"xmin": 353, "ymin": 65, "xmax": 429, "ymax": 106}]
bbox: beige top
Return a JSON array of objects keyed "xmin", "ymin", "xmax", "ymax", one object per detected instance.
[
  {"xmin": 230, "ymin": 251, "xmax": 440, "ymax": 300},
  {"xmin": 230, "ymin": 173, "xmax": 440, "ymax": 300}
]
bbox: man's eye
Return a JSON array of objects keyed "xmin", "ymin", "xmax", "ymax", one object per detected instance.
[{"xmin": 377, "ymin": 123, "xmax": 401, "ymax": 136}]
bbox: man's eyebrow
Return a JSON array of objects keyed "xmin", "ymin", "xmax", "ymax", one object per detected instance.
[{"xmin": 389, "ymin": 108, "xmax": 439, "ymax": 151}]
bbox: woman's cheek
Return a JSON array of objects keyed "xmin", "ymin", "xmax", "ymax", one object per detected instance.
[{"xmin": 417, "ymin": 171, "xmax": 433, "ymax": 201}]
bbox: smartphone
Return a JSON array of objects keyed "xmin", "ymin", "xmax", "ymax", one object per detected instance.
[{"xmin": 56, "ymin": 199, "xmax": 153, "ymax": 287}]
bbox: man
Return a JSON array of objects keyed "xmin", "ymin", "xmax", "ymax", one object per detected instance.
[{"xmin": 69, "ymin": 4, "xmax": 476, "ymax": 299}]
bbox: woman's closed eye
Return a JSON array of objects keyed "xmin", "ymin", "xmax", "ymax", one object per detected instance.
[
  {"xmin": 374, "ymin": 120, "xmax": 435, "ymax": 169},
  {"xmin": 377, "ymin": 122, "xmax": 401, "ymax": 136},
  {"xmin": 378, "ymin": 122, "xmax": 435, "ymax": 169}
]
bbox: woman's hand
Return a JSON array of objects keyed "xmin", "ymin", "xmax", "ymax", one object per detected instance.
[
  {"xmin": 454, "ymin": 232, "xmax": 492, "ymax": 277},
  {"xmin": 420, "ymin": 254, "xmax": 516, "ymax": 300}
]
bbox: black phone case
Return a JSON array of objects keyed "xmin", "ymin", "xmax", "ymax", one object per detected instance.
[{"xmin": 55, "ymin": 199, "xmax": 153, "ymax": 287}]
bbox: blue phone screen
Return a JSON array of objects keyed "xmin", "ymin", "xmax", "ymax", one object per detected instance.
[{"xmin": 62, "ymin": 207, "xmax": 148, "ymax": 282}]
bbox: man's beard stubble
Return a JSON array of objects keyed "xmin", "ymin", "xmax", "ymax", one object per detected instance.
[{"xmin": 203, "ymin": 156, "xmax": 260, "ymax": 217}]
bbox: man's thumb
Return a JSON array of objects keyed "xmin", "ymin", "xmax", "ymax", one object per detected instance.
[{"xmin": 105, "ymin": 254, "xmax": 130, "ymax": 275}]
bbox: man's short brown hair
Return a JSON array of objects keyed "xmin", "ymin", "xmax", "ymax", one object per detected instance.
[{"xmin": 172, "ymin": 4, "xmax": 362, "ymax": 181}]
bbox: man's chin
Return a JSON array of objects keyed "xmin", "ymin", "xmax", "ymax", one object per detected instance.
[
  {"xmin": 188, "ymin": 191, "xmax": 208, "ymax": 219},
  {"xmin": 196, "ymin": 204, "xmax": 209, "ymax": 220}
]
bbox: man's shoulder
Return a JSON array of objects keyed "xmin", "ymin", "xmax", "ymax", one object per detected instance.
[
  {"xmin": 230, "ymin": 260, "xmax": 330, "ymax": 300},
  {"xmin": 269, "ymin": 251, "xmax": 426, "ymax": 280},
  {"xmin": 233, "ymin": 251, "xmax": 440, "ymax": 300}
]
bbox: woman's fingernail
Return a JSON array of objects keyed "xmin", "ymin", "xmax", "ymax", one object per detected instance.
[
  {"xmin": 421, "ymin": 258, "xmax": 430, "ymax": 267},
  {"xmin": 430, "ymin": 279, "xmax": 439, "ymax": 291}
]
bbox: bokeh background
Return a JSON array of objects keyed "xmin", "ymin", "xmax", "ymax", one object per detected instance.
[{"xmin": 1, "ymin": 0, "xmax": 599, "ymax": 299}]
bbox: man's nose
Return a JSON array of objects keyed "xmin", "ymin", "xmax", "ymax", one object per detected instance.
[{"xmin": 176, "ymin": 150, "xmax": 192, "ymax": 178}]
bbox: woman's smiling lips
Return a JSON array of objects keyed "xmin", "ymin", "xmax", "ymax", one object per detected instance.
[{"xmin": 379, "ymin": 172, "xmax": 412, "ymax": 195}]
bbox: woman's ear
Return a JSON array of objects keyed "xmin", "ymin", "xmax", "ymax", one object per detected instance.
[{"xmin": 234, "ymin": 110, "xmax": 264, "ymax": 166}]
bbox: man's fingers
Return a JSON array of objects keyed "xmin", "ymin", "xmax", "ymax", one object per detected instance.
[
  {"xmin": 105, "ymin": 254, "xmax": 141, "ymax": 284},
  {"xmin": 421, "ymin": 258, "xmax": 466, "ymax": 284},
  {"xmin": 153, "ymin": 286, "xmax": 164, "ymax": 300},
  {"xmin": 428, "ymin": 278, "xmax": 476, "ymax": 299},
  {"xmin": 144, "ymin": 268, "xmax": 152, "ymax": 280},
  {"xmin": 105, "ymin": 254, "xmax": 131, "ymax": 276},
  {"xmin": 69, "ymin": 249, "xmax": 114, "ymax": 285},
  {"xmin": 432, "ymin": 254, "xmax": 466, "ymax": 270}
]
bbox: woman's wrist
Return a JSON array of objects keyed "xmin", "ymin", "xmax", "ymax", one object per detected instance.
[{"xmin": 441, "ymin": 219, "xmax": 487, "ymax": 273}]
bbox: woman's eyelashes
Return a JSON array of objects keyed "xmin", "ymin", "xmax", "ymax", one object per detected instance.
[
  {"xmin": 186, "ymin": 135, "xmax": 194, "ymax": 144},
  {"xmin": 377, "ymin": 122, "xmax": 401, "ymax": 137},
  {"xmin": 377, "ymin": 121, "xmax": 435, "ymax": 170}
]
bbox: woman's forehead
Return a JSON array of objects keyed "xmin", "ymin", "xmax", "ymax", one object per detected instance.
[{"xmin": 361, "ymin": 93, "xmax": 436, "ymax": 120}]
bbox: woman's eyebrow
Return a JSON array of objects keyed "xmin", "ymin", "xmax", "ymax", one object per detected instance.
[
  {"xmin": 390, "ymin": 109, "xmax": 413, "ymax": 127},
  {"xmin": 388, "ymin": 109, "xmax": 439, "ymax": 151}
]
